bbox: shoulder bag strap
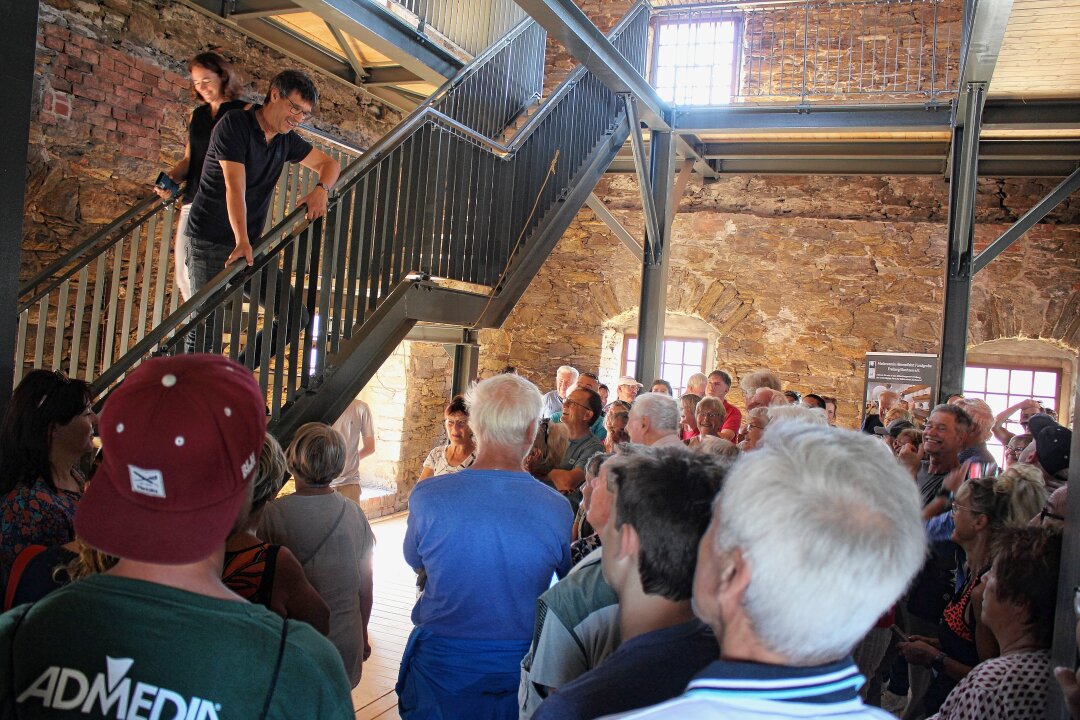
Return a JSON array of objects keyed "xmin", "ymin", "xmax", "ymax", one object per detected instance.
[
  {"xmin": 258, "ymin": 617, "xmax": 290, "ymax": 720},
  {"xmin": 294, "ymin": 502, "xmax": 348, "ymax": 567}
]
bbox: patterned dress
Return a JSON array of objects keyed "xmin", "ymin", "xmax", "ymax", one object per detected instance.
[
  {"xmin": 929, "ymin": 649, "xmax": 1051, "ymax": 720},
  {"xmin": 1, "ymin": 477, "xmax": 81, "ymax": 591}
]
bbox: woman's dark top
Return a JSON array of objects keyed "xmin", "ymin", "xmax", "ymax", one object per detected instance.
[
  {"xmin": 4, "ymin": 544, "xmax": 78, "ymax": 611},
  {"xmin": 184, "ymin": 99, "xmax": 247, "ymax": 201},
  {"xmin": 222, "ymin": 541, "xmax": 280, "ymax": 608},
  {"xmin": 924, "ymin": 563, "xmax": 989, "ymax": 714}
]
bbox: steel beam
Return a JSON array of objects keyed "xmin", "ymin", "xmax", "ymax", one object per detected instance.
[
  {"xmin": 291, "ymin": 0, "xmax": 462, "ymax": 84},
  {"xmin": 233, "ymin": 16, "xmax": 357, "ymax": 83},
  {"xmin": 227, "ymin": 0, "xmax": 305, "ymax": 19},
  {"xmin": 626, "ymin": 96, "xmax": 663, "ymax": 262},
  {"xmin": 585, "ymin": 194, "xmax": 644, "ymax": 262},
  {"xmin": 326, "ymin": 21, "xmax": 368, "ymax": 81},
  {"xmin": 448, "ymin": 330, "xmax": 480, "ymax": 398},
  {"xmin": 937, "ymin": 85, "xmax": 985, "ymax": 402},
  {"xmin": 514, "ymin": 0, "xmax": 671, "ymax": 129},
  {"xmin": 364, "ymin": 66, "xmax": 424, "ymax": 87},
  {"xmin": 982, "ymin": 100, "xmax": 1080, "ymax": 131},
  {"xmin": 634, "ymin": 131, "xmax": 676, "ymax": 385},
  {"xmin": 1049, "ymin": 386, "xmax": 1080, "ymax": 718},
  {"xmin": 952, "ymin": 0, "xmax": 1014, "ymax": 128},
  {"xmin": 0, "ymin": 0, "xmax": 37, "ymax": 417},
  {"xmin": 674, "ymin": 103, "xmax": 952, "ymax": 134},
  {"xmin": 405, "ymin": 325, "xmax": 475, "ymax": 344},
  {"xmin": 670, "ymin": 159, "xmax": 693, "ymax": 218},
  {"xmin": 973, "ymin": 166, "xmax": 1080, "ymax": 274}
]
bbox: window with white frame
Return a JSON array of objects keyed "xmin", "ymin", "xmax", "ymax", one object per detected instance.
[
  {"xmin": 623, "ymin": 335, "xmax": 707, "ymax": 396},
  {"xmin": 962, "ymin": 364, "xmax": 1060, "ymax": 467},
  {"xmin": 652, "ymin": 15, "xmax": 741, "ymax": 106}
]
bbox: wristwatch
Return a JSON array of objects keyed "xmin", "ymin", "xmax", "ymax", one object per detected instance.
[
  {"xmin": 932, "ymin": 652, "xmax": 947, "ymax": 672},
  {"xmin": 315, "ymin": 181, "xmax": 331, "ymax": 194}
]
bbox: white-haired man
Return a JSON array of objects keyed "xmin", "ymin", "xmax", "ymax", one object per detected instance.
[
  {"xmin": 400, "ymin": 374, "xmax": 572, "ymax": 719},
  {"xmin": 954, "ymin": 397, "xmax": 996, "ymax": 465},
  {"xmin": 745, "ymin": 387, "xmax": 788, "ymax": 412},
  {"xmin": 625, "ymin": 392, "xmax": 682, "ymax": 448},
  {"xmin": 541, "ymin": 366, "xmax": 579, "ymax": 419},
  {"xmin": 616, "ymin": 423, "xmax": 926, "ymax": 719}
]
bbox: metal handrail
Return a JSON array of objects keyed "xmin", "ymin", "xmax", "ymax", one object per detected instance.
[
  {"xmin": 17, "ymin": 122, "xmax": 364, "ymax": 308},
  {"xmin": 28, "ymin": 4, "xmax": 650, "ymax": 412}
]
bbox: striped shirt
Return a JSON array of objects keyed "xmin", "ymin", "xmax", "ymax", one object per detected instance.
[{"xmin": 604, "ymin": 657, "xmax": 895, "ymax": 719}]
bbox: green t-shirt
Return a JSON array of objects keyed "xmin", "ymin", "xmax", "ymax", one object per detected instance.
[{"xmin": 0, "ymin": 574, "xmax": 353, "ymax": 719}]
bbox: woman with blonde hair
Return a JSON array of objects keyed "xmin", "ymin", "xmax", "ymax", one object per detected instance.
[
  {"xmin": 224, "ymin": 433, "xmax": 330, "ymax": 634},
  {"xmin": 900, "ymin": 465, "xmax": 1047, "ymax": 716},
  {"xmin": 679, "ymin": 393, "xmax": 701, "ymax": 442},
  {"xmin": 260, "ymin": 423, "xmax": 376, "ymax": 687},
  {"xmin": 686, "ymin": 396, "xmax": 725, "ymax": 450}
]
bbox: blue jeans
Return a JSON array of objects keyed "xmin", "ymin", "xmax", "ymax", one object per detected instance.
[{"xmin": 186, "ymin": 237, "xmax": 309, "ymax": 366}]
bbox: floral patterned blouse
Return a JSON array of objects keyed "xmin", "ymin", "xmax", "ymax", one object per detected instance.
[{"xmin": 1, "ymin": 477, "xmax": 82, "ymax": 591}]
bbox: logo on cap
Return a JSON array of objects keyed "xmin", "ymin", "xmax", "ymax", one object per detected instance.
[{"xmin": 128, "ymin": 465, "xmax": 166, "ymax": 498}]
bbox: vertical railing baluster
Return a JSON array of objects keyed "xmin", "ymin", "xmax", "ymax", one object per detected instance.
[
  {"xmin": 87, "ymin": 253, "xmax": 107, "ymax": 377},
  {"xmin": 52, "ymin": 281, "xmax": 70, "ymax": 372},
  {"xmin": 102, "ymin": 241, "xmax": 124, "ymax": 372},
  {"xmin": 70, "ymin": 266, "xmax": 90, "ymax": 378},
  {"xmin": 137, "ymin": 214, "xmax": 157, "ymax": 342},
  {"xmin": 15, "ymin": 309, "xmax": 29, "ymax": 384},
  {"xmin": 118, "ymin": 226, "xmax": 142, "ymax": 357}
]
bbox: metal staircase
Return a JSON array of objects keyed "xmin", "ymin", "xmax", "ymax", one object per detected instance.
[{"xmin": 15, "ymin": 3, "xmax": 649, "ymax": 440}]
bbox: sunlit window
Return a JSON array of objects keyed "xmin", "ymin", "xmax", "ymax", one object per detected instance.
[
  {"xmin": 623, "ymin": 335, "xmax": 707, "ymax": 396},
  {"xmin": 652, "ymin": 16, "xmax": 740, "ymax": 106},
  {"xmin": 962, "ymin": 364, "xmax": 1060, "ymax": 467}
]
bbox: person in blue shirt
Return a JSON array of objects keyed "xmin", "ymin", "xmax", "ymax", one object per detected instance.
[{"xmin": 399, "ymin": 373, "xmax": 573, "ymax": 720}]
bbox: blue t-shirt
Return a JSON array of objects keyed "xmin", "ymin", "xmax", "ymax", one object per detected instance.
[
  {"xmin": 186, "ymin": 107, "xmax": 313, "ymax": 246},
  {"xmin": 404, "ymin": 468, "xmax": 572, "ymax": 641},
  {"xmin": 533, "ymin": 619, "xmax": 716, "ymax": 720}
]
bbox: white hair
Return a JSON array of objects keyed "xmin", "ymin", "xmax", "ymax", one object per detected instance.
[
  {"xmin": 766, "ymin": 405, "xmax": 828, "ymax": 428},
  {"xmin": 711, "ymin": 423, "xmax": 925, "ymax": 664},
  {"xmin": 686, "ymin": 372, "xmax": 708, "ymax": 393},
  {"xmin": 556, "ymin": 365, "xmax": 579, "ymax": 381},
  {"xmin": 631, "ymin": 392, "xmax": 679, "ymax": 432},
  {"xmin": 956, "ymin": 398, "xmax": 994, "ymax": 443},
  {"xmin": 740, "ymin": 369, "xmax": 782, "ymax": 395},
  {"xmin": 465, "ymin": 374, "xmax": 542, "ymax": 455}
]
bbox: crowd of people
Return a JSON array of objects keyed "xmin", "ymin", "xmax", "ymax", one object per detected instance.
[{"xmin": 0, "ymin": 354, "xmax": 1076, "ymax": 719}]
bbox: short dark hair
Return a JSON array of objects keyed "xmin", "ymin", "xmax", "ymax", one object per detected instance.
[
  {"xmin": 575, "ymin": 387, "xmax": 603, "ymax": 424},
  {"xmin": 606, "ymin": 445, "xmax": 726, "ymax": 601},
  {"xmin": 585, "ymin": 451, "xmax": 612, "ymax": 478},
  {"xmin": 990, "ymin": 527, "xmax": 1061, "ymax": 647},
  {"xmin": 803, "ymin": 393, "xmax": 826, "ymax": 409},
  {"xmin": 651, "ymin": 379, "xmax": 673, "ymax": 394},
  {"xmin": 598, "ymin": 384, "xmax": 609, "ymax": 392},
  {"xmin": 784, "ymin": 390, "xmax": 802, "ymax": 403},
  {"xmin": 188, "ymin": 52, "xmax": 242, "ymax": 101},
  {"xmin": 499, "ymin": 365, "xmax": 517, "ymax": 375},
  {"xmin": 265, "ymin": 69, "xmax": 318, "ymax": 106},
  {"xmin": 581, "ymin": 371, "xmax": 600, "ymax": 382},
  {"xmin": 930, "ymin": 403, "xmax": 972, "ymax": 433},
  {"xmin": 708, "ymin": 370, "xmax": 731, "ymax": 386},
  {"xmin": 446, "ymin": 395, "xmax": 468, "ymax": 417},
  {"xmin": 0, "ymin": 370, "xmax": 93, "ymax": 495}
]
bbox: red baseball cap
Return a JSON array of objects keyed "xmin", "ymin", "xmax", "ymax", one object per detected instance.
[{"xmin": 76, "ymin": 354, "xmax": 266, "ymax": 564}]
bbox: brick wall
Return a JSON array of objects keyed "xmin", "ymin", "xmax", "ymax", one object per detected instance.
[{"xmin": 24, "ymin": 0, "xmax": 402, "ymax": 282}]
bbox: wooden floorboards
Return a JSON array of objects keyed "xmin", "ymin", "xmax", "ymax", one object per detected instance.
[{"xmin": 353, "ymin": 512, "xmax": 414, "ymax": 720}]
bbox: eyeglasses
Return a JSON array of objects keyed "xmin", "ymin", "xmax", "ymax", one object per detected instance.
[
  {"xmin": 950, "ymin": 503, "xmax": 983, "ymax": 517},
  {"xmin": 281, "ymin": 93, "xmax": 313, "ymax": 120},
  {"xmin": 610, "ymin": 412, "xmax": 629, "ymax": 420},
  {"xmin": 746, "ymin": 423, "xmax": 765, "ymax": 431},
  {"xmin": 562, "ymin": 397, "xmax": 592, "ymax": 414},
  {"xmin": 36, "ymin": 370, "xmax": 71, "ymax": 408},
  {"xmin": 1039, "ymin": 507, "xmax": 1066, "ymax": 523},
  {"xmin": 697, "ymin": 411, "xmax": 723, "ymax": 419}
]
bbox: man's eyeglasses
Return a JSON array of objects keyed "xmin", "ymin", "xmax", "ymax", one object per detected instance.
[
  {"xmin": 281, "ymin": 93, "xmax": 313, "ymax": 120},
  {"xmin": 562, "ymin": 397, "xmax": 591, "ymax": 414}
]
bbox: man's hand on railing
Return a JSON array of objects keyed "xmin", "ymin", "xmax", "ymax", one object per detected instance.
[
  {"xmin": 226, "ymin": 239, "xmax": 254, "ymax": 267},
  {"xmin": 300, "ymin": 184, "xmax": 330, "ymax": 221}
]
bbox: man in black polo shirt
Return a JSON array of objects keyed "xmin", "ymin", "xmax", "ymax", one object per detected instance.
[{"xmin": 185, "ymin": 69, "xmax": 340, "ymax": 357}]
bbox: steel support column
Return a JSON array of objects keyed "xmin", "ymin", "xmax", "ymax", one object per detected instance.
[
  {"xmin": 1049, "ymin": 384, "xmax": 1080, "ymax": 718},
  {"xmin": 634, "ymin": 131, "xmax": 676, "ymax": 385},
  {"xmin": 447, "ymin": 330, "xmax": 480, "ymax": 398},
  {"xmin": 973, "ymin": 166, "xmax": 1080, "ymax": 274},
  {"xmin": 937, "ymin": 84, "xmax": 985, "ymax": 402},
  {"xmin": 0, "ymin": 0, "xmax": 38, "ymax": 417}
]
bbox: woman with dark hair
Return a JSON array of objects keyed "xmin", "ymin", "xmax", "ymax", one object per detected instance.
[
  {"xmin": 154, "ymin": 51, "xmax": 247, "ymax": 301},
  {"xmin": 0, "ymin": 370, "xmax": 96, "ymax": 590},
  {"xmin": 930, "ymin": 527, "xmax": 1061, "ymax": 720},
  {"xmin": 419, "ymin": 396, "xmax": 476, "ymax": 480}
]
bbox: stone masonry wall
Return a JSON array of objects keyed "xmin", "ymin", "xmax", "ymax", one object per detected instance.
[
  {"xmin": 478, "ymin": 174, "xmax": 1080, "ymax": 429},
  {"xmin": 25, "ymin": 0, "xmax": 402, "ymax": 282}
]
